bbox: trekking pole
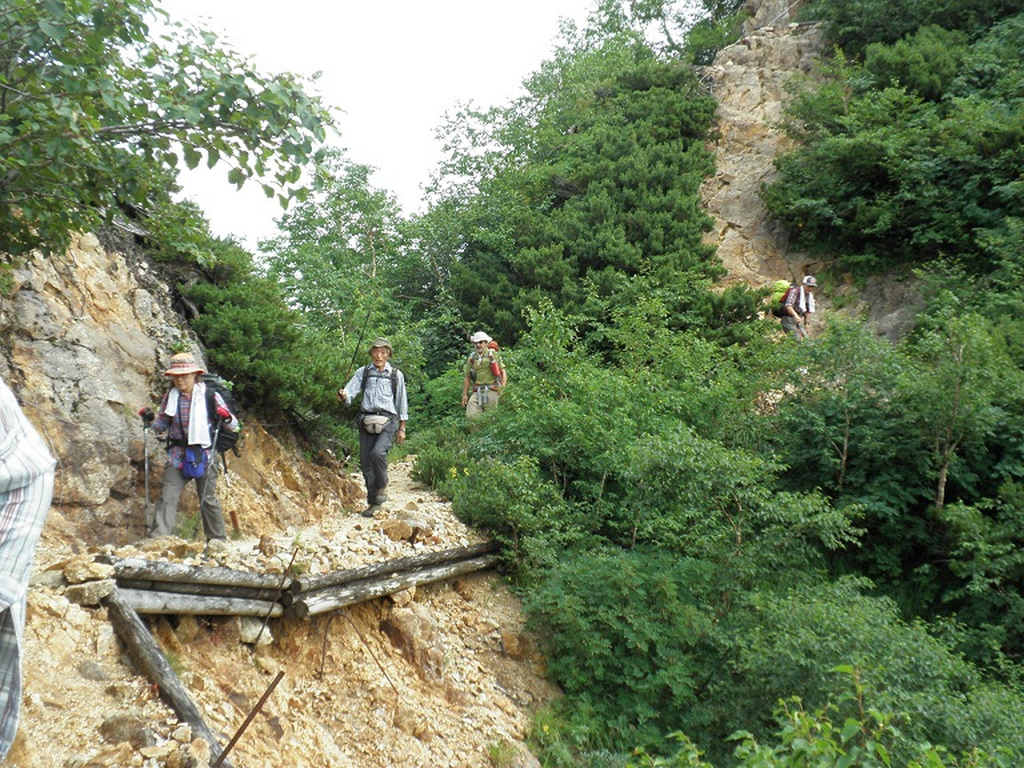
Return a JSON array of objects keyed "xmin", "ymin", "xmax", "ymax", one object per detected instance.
[
  {"xmin": 197, "ymin": 419, "xmax": 229, "ymax": 531},
  {"xmin": 342, "ymin": 305, "xmax": 373, "ymax": 387},
  {"xmin": 336, "ymin": 306, "xmax": 373, "ymax": 468},
  {"xmin": 139, "ymin": 408, "xmax": 155, "ymax": 532},
  {"xmin": 142, "ymin": 422, "xmax": 151, "ymax": 529}
]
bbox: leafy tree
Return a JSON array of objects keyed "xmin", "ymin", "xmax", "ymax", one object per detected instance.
[
  {"xmin": 770, "ymin": 319, "xmax": 938, "ymax": 593},
  {"xmin": 763, "ymin": 14, "xmax": 1024, "ymax": 273},
  {"xmin": 773, "ymin": 318, "xmax": 911, "ymax": 498},
  {"xmin": 613, "ymin": 0, "xmax": 747, "ymax": 60},
  {"xmin": 262, "ymin": 148, "xmax": 405, "ymax": 338},
  {"xmin": 941, "ymin": 490, "xmax": 1024, "ymax": 674},
  {"xmin": 0, "ymin": 0, "xmax": 331, "ymax": 255},
  {"xmin": 184, "ymin": 240, "xmax": 347, "ymax": 428},
  {"xmin": 899, "ymin": 298, "xmax": 1016, "ymax": 511},
  {"xmin": 804, "ymin": 0, "xmax": 1024, "ymax": 56}
]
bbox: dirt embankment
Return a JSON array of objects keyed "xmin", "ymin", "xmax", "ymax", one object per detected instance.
[{"xmin": 14, "ymin": 456, "xmax": 559, "ymax": 768}]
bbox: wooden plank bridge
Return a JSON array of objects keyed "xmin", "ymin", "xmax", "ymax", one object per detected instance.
[{"xmin": 99, "ymin": 540, "xmax": 501, "ymax": 766}]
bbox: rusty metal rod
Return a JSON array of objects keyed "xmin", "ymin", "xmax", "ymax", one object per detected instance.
[{"xmin": 212, "ymin": 670, "xmax": 285, "ymax": 768}]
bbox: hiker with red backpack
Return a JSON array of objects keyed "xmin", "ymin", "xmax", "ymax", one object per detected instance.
[
  {"xmin": 138, "ymin": 352, "xmax": 240, "ymax": 546},
  {"xmin": 462, "ymin": 331, "xmax": 506, "ymax": 419},
  {"xmin": 780, "ymin": 275, "xmax": 817, "ymax": 339}
]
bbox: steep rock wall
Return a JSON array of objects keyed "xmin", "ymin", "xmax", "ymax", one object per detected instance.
[
  {"xmin": 700, "ymin": 14, "xmax": 825, "ymax": 289},
  {"xmin": 2, "ymin": 232, "xmax": 357, "ymax": 553},
  {"xmin": 701, "ymin": 3, "xmax": 924, "ymax": 337}
]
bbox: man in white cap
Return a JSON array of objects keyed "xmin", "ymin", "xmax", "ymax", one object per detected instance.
[
  {"xmin": 781, "ymin": 275, "xmax": 817, "ymax": 339},
  {"xmin": 462, "ymin": 331, "xmax": 506, "ymax": 419},
  {"xmin": 337, "ymin": 337, "xmax": 408, "ymax": 517}
]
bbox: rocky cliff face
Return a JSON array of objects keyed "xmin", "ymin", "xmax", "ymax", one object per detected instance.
[
  {"xmin": 4, "ymin": 232, "xmax": 364, "ymax": 546},
  {"xmin": 699, "ymin": 0, "xmax": 825, "ymax": 289},
  {"xmin": 701, "ymin": 3, "xmax": 923, "ymax": 336},
  {"xmin": 3, "ymin": 236, "xmax": 556, "ymax": 767}
]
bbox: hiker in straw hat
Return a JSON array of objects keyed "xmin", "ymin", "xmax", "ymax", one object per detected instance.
[{"xmin": 138, "ymin": 352, "xmax": 239, "ymax": 546}]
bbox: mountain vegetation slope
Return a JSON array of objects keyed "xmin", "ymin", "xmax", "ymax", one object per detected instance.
[{"xmin": 3, "ymin": 0, "xmax": 1024, "ymax": 766}]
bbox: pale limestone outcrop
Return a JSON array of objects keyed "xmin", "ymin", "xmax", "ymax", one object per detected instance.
[
  {"xmin": 702, "ymin": 12, "xmax": 924, "ymax": 337},
  {"xmin": 5, "ymin": 233, "xmax": 181, "ymax": 513},
  {"xmin": 700, "ymin": 20, "xmax": 826, "ymax": 291}
]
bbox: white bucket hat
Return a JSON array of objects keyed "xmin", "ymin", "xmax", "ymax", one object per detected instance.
[{"xmin": 470, "ymin": 331, "xmax": 491, "ymax": 343}]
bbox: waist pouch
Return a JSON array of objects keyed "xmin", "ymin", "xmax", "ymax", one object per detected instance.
[
  {"xmin": 362, "ymin": 414, "xmax": 391, "ymax": 434},
  {"xmin": 181, "ymin": 445, "xmax": 207, "ymax": 479}
]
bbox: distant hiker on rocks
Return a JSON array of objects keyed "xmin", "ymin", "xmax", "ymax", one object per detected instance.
[
  {"xmin": 0, "ymin": 375, "xmax": 55, "ymax": 759},
  {"xmin": 781, "ymin": 275, "xmax": 817, "ymax": 339},
  {"xmin": 462, "ymin": 331, "xmax": 506, "ymax": 419},
  {"xmin": 138, "ymin": 352, "xmax": 239, "ymax": 545},
  {"xmin": 337, "ymin": 337, "xmax": 408, "ymax": 518}
]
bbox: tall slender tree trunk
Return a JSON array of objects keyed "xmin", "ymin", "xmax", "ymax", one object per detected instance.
[{"xmin": 935, "ymin": 458, "xmax": 949, "ymax": 510}]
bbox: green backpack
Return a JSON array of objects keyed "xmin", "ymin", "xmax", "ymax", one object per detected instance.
[{"xmin": 770, "ymin": 280, "xmax": 794, "ymax": 317}]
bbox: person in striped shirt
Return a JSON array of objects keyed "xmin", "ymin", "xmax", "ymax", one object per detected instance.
[{"xmin": 0, "ymin": 375, "xmax": 56, "ymax": 759}]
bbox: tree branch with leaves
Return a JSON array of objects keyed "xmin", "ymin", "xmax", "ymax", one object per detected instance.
[{"xmin": 0, "ymin": 0, "xmax": 334, "ymax": 255}]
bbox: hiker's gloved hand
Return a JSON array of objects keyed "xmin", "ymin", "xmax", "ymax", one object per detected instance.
[
  {"xmin": 138, "ymin": 407, "xmax": 154, "ymax": 425},
  {"xmin": 215, "ymin": 405, "xmax": 231, "ymax": 421}
]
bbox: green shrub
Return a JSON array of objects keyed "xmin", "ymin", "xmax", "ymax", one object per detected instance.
[
  {"xmin": 632, "ymin": 678, "xmax": 1015, "ymax": 767},
  {"xmin": 709, "ymin": 579, "xmax": 1024, "ymax": 764},
  {"xmin": 524, "ymin": 549, "xmax": 721, "ymax": 754},
  {"xmin": 410, "ymin": 427, "xmax": 474, "ymax": 499},
  {"xmin": 865, "ymin": 25, "xmax": 969, "ymax": 101},
  {"xmin": 450, "ymin": 454, "xmax": 572, "ymax": 562}
]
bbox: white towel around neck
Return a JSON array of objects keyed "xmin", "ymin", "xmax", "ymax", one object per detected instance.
[
  {"xmin": 164, "ymin": 382, "xmax": 212, "ymax": 447},
  {"xmin": 798, "ymin": 286, "xmax": 816, "ymax": 314}
]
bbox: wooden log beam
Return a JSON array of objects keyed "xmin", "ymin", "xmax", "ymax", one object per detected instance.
[
  {"xmin": 117, "ymin": 578, "xmax": 283, "ymax": 603},
  {"xmin": 104, "ymin": 589, "xmax": 231, "ymax": 767},
  {"xmin": 108, "ymin": 557, "xmax": 291, "ymax": 592},
  {"xmin": 289, "ymin": 554, "xmax": 499, "ymax": 619},
  {"xmin": 117, "ymin": 588, "xmax": 284, "ymax": 618},
  {"xmin": 287, "ymin": 540, "xmax": 498, "ymax": 597}
]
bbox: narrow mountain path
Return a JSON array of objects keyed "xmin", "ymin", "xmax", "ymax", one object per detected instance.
[{"xmin": 17, "ymin": 457, "xmax": 559, "ymax": 767}]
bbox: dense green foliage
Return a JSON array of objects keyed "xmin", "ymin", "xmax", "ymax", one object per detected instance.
[
  {"xmin": 407, "ymin": 2, "xmax": 1024, "ymax": 765},
  {"xmin": 183, "ymin": 240, "xmax": 350, "ymax": 438},
  {"xmin": 762, "ymin": 10, "xmax": 1024, "ymax": 274},
  {"xmin": 416, "ymin": 30, "xmax": 762, "ymax": 352},
  {"xmin": 420, "ymin": 301, "xmax": 1024, "ymax": 764},
  {"xmin": 802, "ymin": 0, "xmax": 1024, "ymax": 57},
  {"xmin": 0, "ymin": 0, "xmax": 331, "ymax": 256},
  {"xmin": 630, "ymin": 671, "xmax": 1015, "ymax": 767}
]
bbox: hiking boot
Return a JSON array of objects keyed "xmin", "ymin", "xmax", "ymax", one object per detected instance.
[
  {"xmin": 373, "ymin": 488, "xmax": 388, "ymax": 505},
  {"xmin": 361, "ymin": 505, "xmax": 381, "ymax": 518},
  {"xmin": 202, "ymin": 537, "xmax": 227, "ymax": 558}
]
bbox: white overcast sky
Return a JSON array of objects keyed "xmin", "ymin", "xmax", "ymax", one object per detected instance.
[{"xmin": 157, "ymin": 0, "xmax": 597, "ymax": 248}]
